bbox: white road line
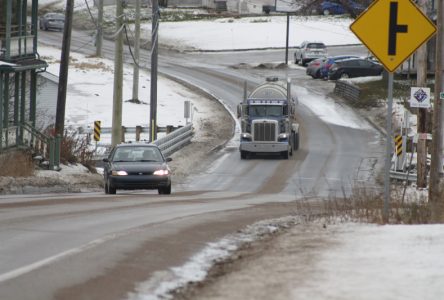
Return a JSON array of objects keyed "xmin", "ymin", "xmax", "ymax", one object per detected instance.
[{"xmin": 0, "ymin": 233, "xmax": 119, "ymax": 283}]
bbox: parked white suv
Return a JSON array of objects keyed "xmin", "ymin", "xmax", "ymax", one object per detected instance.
[{"xmin": 294, "ymin": 41, "xmax": 328, "ymax": 66}]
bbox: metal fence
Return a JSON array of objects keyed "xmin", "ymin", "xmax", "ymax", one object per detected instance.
[
  {"xmin": 94, "ymin": 124, "xmax": 193, "ymax": 160},
  {"xmin": 334, "ymin": 81, "xmax": 360, "ymax": 102}
]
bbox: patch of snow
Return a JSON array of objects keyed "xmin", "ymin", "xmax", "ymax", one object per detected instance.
[
  {"xmin": 142, "ymin": 16, "xmax": 361, "ymax": 51},
  {"xmin": 290, "ymin": 223, "xmax": 444, "ymax": 300},
  {"xmin": 297, "ymin": 87, "xmax": 371, "ymax": 130},
  {"xmin": 39, "ymin": 45, "xmax": 204, "ymax": 144}
]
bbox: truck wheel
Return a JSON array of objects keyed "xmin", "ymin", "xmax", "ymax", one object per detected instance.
[
  {"xmin": 293, "ymin": 132, "xmax": 299, "ymax": 151},
  {"xmin": 240, "ymin": 151, "xmax": 247, "ymax": 159},
  {"xmin": 282, "ymin": 151, "xmax": 289, "ymax": 159}
]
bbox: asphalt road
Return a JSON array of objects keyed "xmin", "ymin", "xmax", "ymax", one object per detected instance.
[{"xmin": 0, "ymin": 30, "xmax": 385, "ymax": 299}]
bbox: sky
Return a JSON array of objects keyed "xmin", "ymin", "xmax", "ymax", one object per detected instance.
[{"xmin": 35, "ymin": 4, "xmax": 444, "ymax": 300}]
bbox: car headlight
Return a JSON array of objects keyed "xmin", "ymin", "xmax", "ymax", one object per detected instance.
[
  {"xmin": 278, "ymin": 133, "xmax": 288, "ymax": 142},
  {"xmin": 112, "ymin": 170, "xmax": 128, "ymax": 176},
  {"xmin": 154, "ymin": 169, "xmax": 169, "ymax": 176},
  {"xmin": 241, "ymin": 133, "xmax": 252, "ymax": 141}
]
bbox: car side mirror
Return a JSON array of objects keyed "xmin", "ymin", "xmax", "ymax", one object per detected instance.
[{"xmin": 166, "ymin": 157, "xmax": 173, "ymax": 162}]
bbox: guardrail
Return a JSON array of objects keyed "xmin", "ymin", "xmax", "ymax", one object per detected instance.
[
  {"xmin": 390, "ymin": 170, "xmax": 417, "ymax": 182},
  {"xmin": 21, "ymin": 123, "xmax": 61, "ymax": 170},
  {"xmin": 94, "ymin": 124, "xmax": 193, "ymax": 160},
  {"xmin": 152, "ymin": 124, "xmax": 193, "ymax": 157},
  {"xmin": 334, "ymin": 80, "xmax": 360, "ymax": 102}
]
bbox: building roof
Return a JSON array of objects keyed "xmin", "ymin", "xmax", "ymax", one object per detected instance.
[{"xmin": 0, "ymin": 58, "xmax": 47, "ymax": 72}]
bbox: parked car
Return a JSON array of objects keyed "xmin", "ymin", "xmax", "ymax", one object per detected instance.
[
  {"xmin": 320, "ymin": 0, "xmax": 365, "ymax": 16},
  {"xmin": 262, "ymin": 5, "xmax": 276, "ymax": 14},
  {"xmin": 294, "ymin": 41, "xmax": 327, "ymax": 66},
  {"xmin": 103, "ymin": 143, "xmax": 172, "ymax": 195},
  {"xmin": 320, "ymin": 55, "xmax": 359, "ymax": 78},
  {"xmin": 39, "ymin": 13, "xmax": 65, "ymax": 31},
  {"xmin": 328, "ymin": 58, "xmax": 383, "ymax": 80},
  {"xmin": 306, "ymin": 58, "xmax": 327, "ymax": 79}
]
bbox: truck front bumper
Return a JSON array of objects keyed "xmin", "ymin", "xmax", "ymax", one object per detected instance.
[{"xmin": 240, "ymin": 142, "xmax": 288, "ymax": 153}]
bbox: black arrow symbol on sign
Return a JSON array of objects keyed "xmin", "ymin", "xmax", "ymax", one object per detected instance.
[{"xmin": 388, "ymin": 1, "xmax": 408, "ymax": 55}]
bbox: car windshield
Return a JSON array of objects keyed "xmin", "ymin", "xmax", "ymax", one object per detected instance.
[
  {"xmin": 249, "ymin": 105, "xmax": 283, "ymax": 117},
  {"xmin": 48, "ymin": 13, "xmax": 64, "ymax": 20},
  {"xmin": 307, "ymin": 43, "xmax": 326, "ymax": 49},
  {"xmin": 112, "ymin": 146, "xmax": 163, "ymax": 162}
]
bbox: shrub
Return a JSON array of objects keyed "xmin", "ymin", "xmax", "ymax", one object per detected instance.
[
  {"xmin": 60, "ymin": 130, "xmax": 96, "ymax": 173},
  {"xmin": 0, "ymin": 150, "xmax": 35, "ymax": 177}
]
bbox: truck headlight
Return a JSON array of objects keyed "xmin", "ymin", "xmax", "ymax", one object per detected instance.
[
  {"xmin": 278, "ymin": 133, "xmax": 288, "ymax": 142},
  {"xmin": 241, "ymin": 133, "xmax": 252, "ymax": 141}
]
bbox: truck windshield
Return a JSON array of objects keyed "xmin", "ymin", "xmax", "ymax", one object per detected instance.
[{"xmin": 249, "ymin": 105, "xmax": 283, "ymax": 117}]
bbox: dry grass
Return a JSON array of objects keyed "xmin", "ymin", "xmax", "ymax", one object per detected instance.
[
  {"xmin": 0, "ymin": 150, "xmax": 35, "ymax": 177},
  {"xmin": 294, "ymin": 185, "xmax": 441, "ymax": 224},
  {"xmin": 60, "ymin": 130, "xmax": 97, "ymax": 173}
]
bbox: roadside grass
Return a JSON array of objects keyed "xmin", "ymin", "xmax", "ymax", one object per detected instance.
[
  {"xmin": 350, "ymin": 76, "xmax": 435, "ymax": 109},
  {"xmin": 294, "ymin": 185, "xmax": 443, "ymax": 224},
  {"xmin": 0, "ymin": 150, "xmax": 35, "ymax": 177},
  {"xmin": 60, "ymin": 130, "xmax": 97, "ymax": 173}
]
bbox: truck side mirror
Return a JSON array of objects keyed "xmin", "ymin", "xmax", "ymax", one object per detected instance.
[{"xmin": 237, "ymin": 103, "xmax": 242, "ymax": 118}]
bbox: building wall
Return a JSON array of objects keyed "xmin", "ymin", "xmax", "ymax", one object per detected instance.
[
  {"xmin": 93, "ymin": 0, "xmax": 276, "ymax": 12},
  {"xmin": 36, "ymin": 72, "xmax": 58, "ymax": 130}
]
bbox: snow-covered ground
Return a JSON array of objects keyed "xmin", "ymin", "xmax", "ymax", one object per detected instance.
[
  {"xmin": 33, "ymin": 4, "xmax": 444, "ymax": 300},
  {"xmin": 127, "ymin": 218, "xmax": 444, "ymax": 300}
]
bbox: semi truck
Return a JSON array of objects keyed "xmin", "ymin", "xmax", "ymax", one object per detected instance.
[{"xmin": 237, "ymin": 77, "xmax": 300, "ymax": 159}]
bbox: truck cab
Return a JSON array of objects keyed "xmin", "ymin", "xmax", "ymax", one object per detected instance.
[{"xmin": 238, "ymin": 78, "xmax": 299, "ymax": 159}]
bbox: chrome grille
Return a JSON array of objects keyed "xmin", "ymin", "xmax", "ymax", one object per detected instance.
[{"xmin": 253, "ymin": 121, "xmax": 276, "ymax": 141}]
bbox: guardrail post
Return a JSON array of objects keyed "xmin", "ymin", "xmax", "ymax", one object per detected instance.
[
  {"xmin": 136, "ymin": 125, "xmax": 142, "ymax": 141},
  {"xmin": 54, "ymin": 134, "xmax": 62, "ymax": 168},
  {"xmin": 49, "ymin": 137, "xmax": 55, "ymax": 170},
  {"xmin": 121, "ymin": 126, "xmax": 126, "ymax": 143}
]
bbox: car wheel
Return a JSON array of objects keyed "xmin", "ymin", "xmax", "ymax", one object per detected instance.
[
  {"xmin": 106, "ymin": 178, "xmax": 116, "ymax": 194},
  {"xmin": 315, "ymin": 70, "xmax": 321, "ymax": 78},
  {"xmin": 340, "ymin": 72, "xmax": 350, "ymax": 79},
  {"xmin": 323, "ymin": 9, "xmax": 330, "ymax": 15},
  {"xmin": 158, "ymin": 184, "xmax": 171, "ymax": 195},
  {"xmin": 104, "ymin": 180, "xmax": 109, "ymax": 194}
]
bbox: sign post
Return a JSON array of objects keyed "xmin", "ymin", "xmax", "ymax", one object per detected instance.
[
  {"xmin": 350, "ymin": 0, "xmax": 437, "ymax": 222},
  {"xmin": 275, "ymin": 1, "xmax": 297, "ymax": 65}
]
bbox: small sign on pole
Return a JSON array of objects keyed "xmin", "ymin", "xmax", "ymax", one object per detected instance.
[
  {"xmin": 410, "ymin": 87, "xmax": 431, "ymax": 108},
  {"xmin": 94, "ymin": 120, "xmax": 101, "ymax": 142},
  {"xmin": 275, "ymin": 0, "xmax": 298, "ymax": 12}
]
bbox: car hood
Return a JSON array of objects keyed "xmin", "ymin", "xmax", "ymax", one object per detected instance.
[{"xmin": 111, "ymin": 161, "xmax": 168, "ymax": 173}]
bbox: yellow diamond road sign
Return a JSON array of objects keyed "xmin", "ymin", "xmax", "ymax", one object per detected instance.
[{"xmin": 350, "ymin": 0, "xmax": 436, "ymax": 73}]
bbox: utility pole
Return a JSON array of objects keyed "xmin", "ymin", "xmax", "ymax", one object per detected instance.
[
  {"xmin": 430, "ymin": 0, "xmax": 444, "ymax": 218},
  {"xmin": 416, "ymin": 0, "xmax": 428, "ymax": 188},
  {"xmin": 55, "ymin": 0, "xmax": 74, "ymax": 136},
  {"xmin": 149, "ymin": 0, "xmax": 159, "ymax": 142},
  {"xmin": 96, "ymin": 0, "xmax": 104, "ymax": 57},
  {"xmin": 111, "ymin": 0, "xmax": 124, "ymax": 146},
  {"xmin": 285, "ymin": 13, "xmax": 289, "ymax": 65},
  {"xmin": 132, "ymin": 0, "xmax": 141, "ymax": 102}
]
